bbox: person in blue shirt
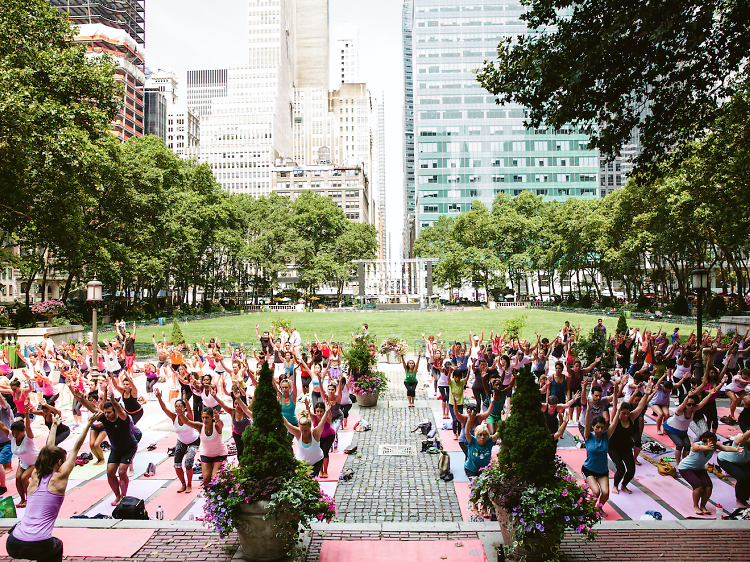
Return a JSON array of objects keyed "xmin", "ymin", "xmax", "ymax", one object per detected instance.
[
  {"xmin": 583, "ymin": 390, "xmax": 621, "ymax": 509},
  {"xmin": 463, "ymin": 410, "xmax": 498, "ymax": 478}
]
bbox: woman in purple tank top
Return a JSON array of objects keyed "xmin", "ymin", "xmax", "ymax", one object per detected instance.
[{"xmin": 7, "ymin": 412, "xmax": 101, "ymax": 562}]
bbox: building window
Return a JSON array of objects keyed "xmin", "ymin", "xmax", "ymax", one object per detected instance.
[{"xmin": 423, "ymin": 205, "xmax": 438, "ymax": 213}]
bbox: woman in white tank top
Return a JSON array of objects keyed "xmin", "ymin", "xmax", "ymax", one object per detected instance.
[
  {"xmin": 282, "ymin": 404, "xmax": 331, "ymax": 478},
  {"xmin": 154, "ymin": 388, "xmax": 200, "ymax": 492}
]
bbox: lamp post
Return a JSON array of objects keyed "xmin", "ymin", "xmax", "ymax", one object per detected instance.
[
  {"xmin": 691, "ymin": 268, "xmax": 709, "ymax": 382},
  {"xmin": 87, "ymin": 279, "xmax": 103, "ymax": 373}
]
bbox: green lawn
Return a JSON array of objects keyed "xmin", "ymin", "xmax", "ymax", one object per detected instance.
[{"xmin": 107, "ymin": 308, "xmax": 702, "ymax": 352}]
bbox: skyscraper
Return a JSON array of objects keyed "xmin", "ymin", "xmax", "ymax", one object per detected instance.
[
  {"xmin": 199, "ymin": 0, "xmax": 297, "ymax": 195},
  {"xmin": 49, "ymin": 0, "xmax": 146, "ymax": 141},
  {"xmin": 402, "ymin": 0, "xmax": 416, "ymax": 257},
  {"xmin": 333, "ymin": 22, "xmax": 360, "ymax": 84},
  {"xmin": 186, "ymin": 69, "xmax": 228, "ymax": 118},
  {"xmin": 373, "ymin": 93, "xmax": 387, "ymax": 256},
  {"xmin": 409, "ymin": 0, "xmax": 599, "ymax": 233}
]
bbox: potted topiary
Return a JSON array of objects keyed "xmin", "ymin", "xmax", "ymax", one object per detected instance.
[
  {"xmin": 30, "ymin": 299, "xmax": 66, "ymax": 326},
  {"xmin": 343, "ymin": 332, "xmax": 388, "ymax": 407},
  {"xmin": 202, "ymin": 361, "xmax": 336, "ymax": 561},
  {"xmin": 469, "ymin": 364, "xmax": 604, "ymax": 560}
]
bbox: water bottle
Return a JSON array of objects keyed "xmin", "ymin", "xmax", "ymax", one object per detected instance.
[
  {"xmin": 716, "ymin": 504, "xmax": 723, "ymax": 520},
  {"xmin": 156, "ymin": 506, "xmax": 164, "ymax": 520},
  {"xmin": 497, "ymin": 546, "xmax": 505, "ymax": 562},
  {"xmin": 189, "ymin": 512, "xmax": 195, "ymax": 521}
]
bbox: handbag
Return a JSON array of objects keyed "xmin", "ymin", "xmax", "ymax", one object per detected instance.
[
  {"xmin": 438, "ymin": 450, "xmax": 451, "ymax": 476},
  {"xmin": 657, "ymin": 460, "xmax": 677, "ymax": 477}
]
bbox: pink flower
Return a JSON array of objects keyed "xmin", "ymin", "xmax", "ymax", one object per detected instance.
[{"xmin": 562, "ymin": 489, "xmax": 568, "ymax": 497}]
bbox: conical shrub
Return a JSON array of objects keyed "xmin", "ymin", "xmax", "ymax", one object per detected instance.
[
  {"xmin": 241, "ymin": 361, "xmax": 297, "ymax": 479},
  {"xmin": 496, "ymin": 364, "xmax": 557, "ymax": 486}
]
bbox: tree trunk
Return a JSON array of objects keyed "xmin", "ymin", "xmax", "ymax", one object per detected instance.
[
  {"xmin": 61, "ymin": 270, "xmax": 75, "ymax": 303},
  {"xmin": 39, "ymin": 262, "xmax": 49, "ymax": 302}
]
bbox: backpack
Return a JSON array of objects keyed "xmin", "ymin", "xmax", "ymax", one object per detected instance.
[
  {"xmin": 112, "ymin": 496, "xmax": 149, "ymax": 520},
  {"xmin": 657, "ymin": 460, "xmax": 677, "ymax": 478}
]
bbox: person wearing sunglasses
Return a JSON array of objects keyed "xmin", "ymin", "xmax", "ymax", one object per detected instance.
[{"xmin": 663, "ymin": 384, "xmax": 719, "ymax": 466}]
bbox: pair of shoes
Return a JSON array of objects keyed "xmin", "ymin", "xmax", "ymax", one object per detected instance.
[
  {"xmin": 146, "ymin": 443, "xmax": 157, "ymax": 451},
  {"xmin": 439, "ymin": 472, "xmax": 454, "ymax": 482},
  {"xmin": 344, "ymin": 445, "xmax": 358, "ymax": 454}
]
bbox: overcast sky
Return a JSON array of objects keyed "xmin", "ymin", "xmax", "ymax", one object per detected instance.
[{"xmin": 146, "ymin": 0, "xmax": 405, "ymax": 257}]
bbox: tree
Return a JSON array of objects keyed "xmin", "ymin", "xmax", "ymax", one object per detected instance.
[
  {"xmin": 476, "ymin": 0, "xmax": 750, "ymax": 167},
  {"xmin": 616, "ymin": 311, "xmax": 628, "ymax": 336},
  {"xmin": 169, "ymin": 320, "xmax": 186, "ymax": 346}
]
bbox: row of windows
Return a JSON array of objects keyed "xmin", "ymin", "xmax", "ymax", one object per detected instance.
[
  {"xmin": 418, "ymin": 173, "xmax": 597, "ymax": 184},
  {"xmin": 419, "ymin": 141, "xmax": 591, "ymax": 153},
  {"xmin": 420, "ymin": 156, "xmax": 597, "ymax": 168}
]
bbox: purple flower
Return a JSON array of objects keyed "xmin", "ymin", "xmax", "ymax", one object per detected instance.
[
  {"xmin": 564, "ymin": 516, "xmax": 570, "ymax": 522},
  {"xmin": 536, "ymin": 524, "xmax": 544, "ymax": 532}
]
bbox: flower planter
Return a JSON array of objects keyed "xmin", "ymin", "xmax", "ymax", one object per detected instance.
[
  {"xmin": 235, "ymin": 501, "xmax": 299, "ymax": 561},
  {"xmin": 491, "ymin": 502, "xmax": 559, "ymax": 562},
  {"xmin": 385, "ymin": 350, "xmax": 401, "ymax": 364},
  {"xmin": 355, "ymin": 390, "xmax": 379, "ymax": 407}
]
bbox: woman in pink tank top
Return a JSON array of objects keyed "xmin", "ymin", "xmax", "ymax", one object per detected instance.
[{"xmin": 7, "ymin": 413, "xmax": 100, "ymax": 562}]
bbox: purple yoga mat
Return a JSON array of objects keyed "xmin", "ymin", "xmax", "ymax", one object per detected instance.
[
  {"xmin": 608, "ymin": 484, "xmax": 678, "ymax": 521},
  {"xmin": 635, "ymin": 474, "xmax": 714, "ymax": 519}
]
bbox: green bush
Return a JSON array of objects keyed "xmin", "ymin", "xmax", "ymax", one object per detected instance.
[
  {"xmin": 616, "ymin": 311, "xmax": 628, "ymax": 335},
  {"xmin": 496, "ymin": 364, "xmax": 557, "ymax": 486},
  {"xmin": 709, "ymin": 295, "xmax": 727, "ymax": 318},
  {"xmin": 242, "ymin": 361, "xmax": 297, "ymax": 476},
  {"xmin": 580, "ymin": 293, "xmax": 593, "ymax": 309},
  {"xmin": 502, "ymin": 313, "xmax": 528, "ymax": 339},
  {"xmin": 637, "ymin": 294, "xmax": 652, "ymax": 310},
  {"xmin": 13, "ymin": 306, "xmax": 36, "ymax": 329},
  {"xmin": 169, "ymin": 319, "xmax": 186, "ymax": 346},
  {"xmin": 599, "ymin": 295, "xmax": 614, "ymax": 308},
  {"xmin": 566, "ymin": 293, "xmax": 577, "ymax": 305},
  {"xmin": 202, "ymin": 299, "xmax": 213, "ymax": 313},
  {"xmin": 343, "ymin": 331, "xmax": 378, "ymax": 381},
  {"xmin": 673, "ymin": 295, "xmax": 689, "ymax": 316},
  {"xmin": 272, "ymin": 315, "xmax": 292, "ymax": 333}
]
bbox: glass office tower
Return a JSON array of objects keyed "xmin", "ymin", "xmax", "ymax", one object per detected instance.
[{"xmin": 411, "ymin": 0, "xmax": 599, "ymax": 229}]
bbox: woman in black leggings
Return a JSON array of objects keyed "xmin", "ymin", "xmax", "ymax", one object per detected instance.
[{"xmin": 608, "ymin": 387, "xmax": 653, "ymax": 495}]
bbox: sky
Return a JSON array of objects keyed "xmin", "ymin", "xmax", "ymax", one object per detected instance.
[{"xmin": 145, "ymin": 0, "xmax": 405, "ymax": 258}]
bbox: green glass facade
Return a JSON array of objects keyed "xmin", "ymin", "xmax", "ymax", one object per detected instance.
[{"xmin": 410, "ymin": 0, "xmax": 600, "ymax": 228}]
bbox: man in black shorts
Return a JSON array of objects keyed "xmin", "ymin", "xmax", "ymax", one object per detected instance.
[{"xmin": 74, "ymin": 389, "xmax": 138, "ymax": 506}]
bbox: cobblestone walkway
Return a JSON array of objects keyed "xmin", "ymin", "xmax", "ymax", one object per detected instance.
[{"xmin": 333, "ymin": 365, "xmax": 462, "ymax": 522}]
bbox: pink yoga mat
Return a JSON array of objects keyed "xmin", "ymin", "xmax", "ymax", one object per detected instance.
[
  {"xmin": 342, "ymin": 414, "xmax": 361, "ymax": 431},
  {"xmin": 635, "ymin": 474, "xmax": 715, "ymax": 518},
  {"xmin": 439, "ymin": 430, "xmax": 463, "ymax": 452},
  {"xmin": 572, "ymin": 480, "xmax": 623, "ymax": 521},
  {"xmin": 317, "ymin": 453, "xmax": 347, "ymax": 482},
  {"xmin": 708, "ymin": 472, "xmax": 741, "ymax": 510},
  {"xmin": 642, "ymin": 425, "xmax": 675, "ymax": 448},
  {"xmin": 607, "ymin": 483, "xmax": 678, "ymax": 521},
  {"xmin": 453, "ymin": 481, "xmax": 475, "ymax": 522},
  {"xmin": 0, "ymin": 529, "xmax": 154, "ymax": 558},
  {"xmin": 145, "ymin": 480, "xmax": 200, "ymax": 520},
  {"xmin": 58, "ymin": 480, "xmax": 115, "ymax": 518},
  {"xmin": 319, "ymin": 539, "xmax": 488, "ymax": 562}
]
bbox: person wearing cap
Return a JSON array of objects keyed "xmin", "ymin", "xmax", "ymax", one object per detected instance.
[
  {"xmin": 468, "ymin": 331, "xmax": 483, "ymax": 362},
  {"xmin": 448, "ymin": 367, "xmax": 471, "ymax": 440}
]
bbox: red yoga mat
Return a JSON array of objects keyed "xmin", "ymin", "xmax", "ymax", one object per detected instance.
[
  {"xmin": 319, "ymin": 539, "xmax": 488, "ymax": 562},
  {"xmin": 453, "ymin": 481, "xmax": 475, "ymax": 522},
  {"xmin": 642, "ymin": 425, "xmax": 676, "ymax": 448},
  {"xmin": 58, "ymin": 480, "xmax": 116, "ymax": 518},
  {"xmin": 438, "ymin": 430, "xmax": 463, "ymax": 452},
  {"xmin": 317, "ymin": 453, "xmax": 347, "ymax": 482},
  {"xmin": 0, "ymin": 528, "xmax": 154, "ymax": 558},
  {"xmin": 145, "ymin": 480, "xmax": 200, "ymax": 520}
]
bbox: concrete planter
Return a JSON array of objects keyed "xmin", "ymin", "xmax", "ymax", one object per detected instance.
[
  {"xmin": 385, "ymin": 350, "xmax": 401, "ymax": 364},
  {"xmin": 235, "ymin": 501, "xmax": 299, "ymax": 561},
  {"xmin": 491, "ymin": 501, "xmax": 560, "ymax": 561},
  {"xmin": 355, "ymin": 390, "xmax": 379, "ymax": 407}
]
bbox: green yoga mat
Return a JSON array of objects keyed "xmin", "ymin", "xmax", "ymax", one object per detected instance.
[{"xmin": 70, "ymin": 460, "xmax": 107, "ymax": 480}]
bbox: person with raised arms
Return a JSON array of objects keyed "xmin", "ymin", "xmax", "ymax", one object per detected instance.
[{"xmin": 5, "ymin": 413, "xmax": 101, "ymax": 562}]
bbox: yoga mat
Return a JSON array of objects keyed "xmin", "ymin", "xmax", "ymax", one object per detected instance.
[
  {"xmin": 448, "ymin": 451, "xmax": 468, "ymax": 482},
  {"xmin": 58, "ymin": 480, "xmax": 116, "ymax": 518},
  {"xmin": 94, "ymin": 452, "xmax": 169, "ymax": 481},
  {"xmin": 342, "ymin": 414, "xmax": 361, "ymax": 432},
  {"xmin": 319, "ymin": 481, "xmax": 337, "ymax": 499},
  {"xmin": 334, "ymin": 430, "xmax": 354, "ymax": 452},
  {"xmin": 317, "ymin": 453, "xmax": 347, "ymax": 482},
  {"xmin": 716, "ymin": 425, "xmax": 743, "ymax": 439},
  {"xmin": 153, "ymin": 418, "xmax": 176, "ymax": 431},
  {"xmin": 635, "ymin": 474, "xmax": 714, "ymax": 518},
  {"xmin": 86, "ymin": 479, "xmax": 168, "ymax": 517},
  {"xmin": 438, "ymin": 430, "xmax": 463, "ymax": 452},
  {"xmin": 145, "ymin": 480, "xmax": 199, "ymax": 520},
  {"xmin": 608, "ymin": 484, "xmax": 678, "ymax": 521},
  {"xmin": 716, "ymin": 406, "xmax": 734, "ymax": 419},
  {"xmin": 319, "ymin": 539, "xmax": 488, "ymax": 562},
  {"xmin": 571, "ymin": 479, "xmax": 623, "ymax": 521},
  {"xmin": 708, "ymin": 472, "xmax": 741, "ymax": 510},
  {"xmin": 556, "ymin": 448, "xmax": 614, "ymax": 478},
  {"xmin": 70, "ymin": 460, "xmax": 108, "ymax": 481},
  {"xmin": 180, "ymin": 496, "xmax": 206, "ymax": 521},
  {"xmin": 0, "ymin": 529, "xmax": 154, "ymax": 558},
  {"xmin": 453, "ymin": 481, "xmax": 474, "ymax": 522},
  {"xmin": 642, "ymin": 425, "xmax": 675, "ymax": 448},
  {"xmin": 137, "ymin": 430, "xmax": 171, "ymax": 452}
]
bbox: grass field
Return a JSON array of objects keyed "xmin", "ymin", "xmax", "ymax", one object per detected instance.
[{"xmin": 106, "ymin": 308, "xmax": 703, "ymax": 351}]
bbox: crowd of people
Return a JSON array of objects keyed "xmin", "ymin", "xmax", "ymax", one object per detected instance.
[
  {"xmin": 409, "ymin": 321, "xmax": 750, "ymax": 516},
  {"xmin": 0, "ymin": 316, "xmax": 749, "ymax": 561}
]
